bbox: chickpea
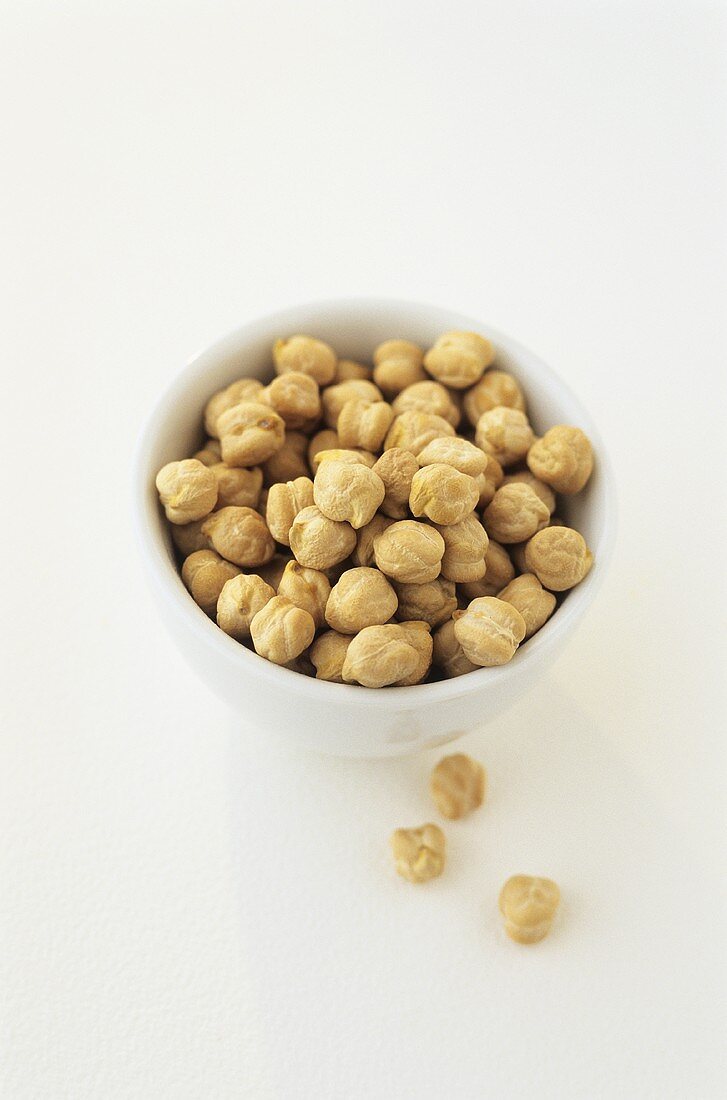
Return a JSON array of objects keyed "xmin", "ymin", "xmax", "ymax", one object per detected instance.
[
  {"xmin": 501, "ymin": 470, "xmax": 556, "ymax": 514},
  {"xmin": 334, "ymin": 358, "xmax": 372, "ymax": 382},
  {"xmin": 277, "ymin": 559, "xmax": 331, "ymax": 628},
  {"xmin": 204, "ymin": 378, "xmax": 264, "ymax": 438},
  {"xmin": 433, "ymin": 619, "xmax": 478, "ymax": 678},
  {"xmin": 309, "ymin": 630, "xmax": 353, "ymax": 682},
  {"xmin": 524, "ymin": 526, "xmax": 593, "ymax": 591},
  {"xmin": 395, "ymin": 621, "xmax": 433, "ymax": 685},
  {"xmin": 265, "ymin": 476, "xmax": 315, "ymax": 546},
  {"xmin": 392, "ymin": 381, "xmax": 460, "ymax": 427},
  {"xmin": 250, "ymin": 595, "xmax": 316, "ymax": 665},
  {"xmin": 307, "ymin": 428, "xmax": 339, "ymax": 471},
  {"xmin": 390, "ymin": 824, "xmax": 445, "ymax": 884},
  {"xmin": 325, "ymin": 567, "xmax": 398, "ymax": 633},
  {"xmin": 257, "ymin": 552, "xmax": 293, "ymax": 592},
  {"xmin": 453, "ymin": 596, "xmax": 526, "ymax": 666},
  {"xmin": 430, "ymin": 753, "xmax": 486, "ymax": 819},
  {"xmin": 192, "ymin": 438, "xmax": 222, "ymax": 466},
  {"xmin": 395, "ymin": 576, "xmax": 457, "ymax": 629},
  {"xmin": 181, "ymin": 549, "xmax": 240, "ymax": 617},
  {"xmin": 216, "ymin": 574, "xmax": 275, "ymax": 640},
  {"xmin": 313, "ymin": 459, "xmax": 385, "ymax": 529},
  {"xmin": 409, "ymin": 464, "xmax": 479, "ymax": 526},
  {"xmin": 497, "ymin": 573, "xmax": 556, "ymax": 639},
  {"xmin": 459, "ymin": 539, "xmax": 515, "ymax": 600},
  {"xmin": 342, "ymin": 623, "xmax": 422, "ymax": 688},
  {"xmin": 202, "ymin": 506, "xmax": 275, "ymax": 568},
  {"xmin": 463, "ymin": 370, "xmax": 525, "ymax": 426},
  {"xmin": 527, "ymin": 425, "xmax": 594, "ymax": 494},
  {"xmin": 384, "ymin": 411, "xmax": 456, "ymax": 455},
  {"xmin": 475, "ymin": 453, "xmax": 505, "ymax": 508},
  {"xmin": 171, "ymin": 516, "xmax": 211, "ymax": 557},
  {"xmin": 424, "ymin": 331, "xmax": 495, "ymax": 389},
  {"xmin": 416, "ymin": 436, "xmax": 487, "ymax": 477},
  {"xmin": 217, "ymin": 401, "xmax": 286, "ymax": 467},
  {"xmin": 337, "ymin": 399, "xmax": 395, "ymax": 452},
  {"xmin": 351, "ymin": 513, "xmax": 393, "ymax": 567},
  {"xmin": 372, "ymin": 339, "xmax": 427, "ymax": 395},
  {"xmin": 372, "ymin": 448, "xmax": 419, "ymax": 519},
  {"xmin": 482, "ymin": 483, "xmax": 551, "ymax": 543},
  {"xmin": 289, "ymin": 506, "xmax": 357, "ymax": 570},
  {"xmin": 209, "ymin": 463, "xmax": 263, "ymax": 510},
  {"xmin": 433, "ymin": 513, "xmax": 489, "ymax": 583},
  {"xmin": 261, "ymin": 371, "xmax": 321, "ymax": 430},
  {"xmin": 373, "ymin": 520, "xmax": 445, "ymax": 584},
  {"xmin": 499, "ymin": 875, "xmax": 560, "ymax": 944},
  {"xmin": 273, "ymin": 334, "xmax": 337, "ymax": 385},
  {"xmin": 321, "ymin": 379, "xmax": 383, "ymax": 428},
  {"xmin": 312, "ymin": 447, "xmax": 377, "ymax": 473},
  {"xmin": 155, "ymin": 459, "xmax": 218, "ymax": 525},
  {"xmin": 262, "ymin": 430, "xmax": 310, "ymax": 485},
  {"xmin": 475, "ymin": 406, "xmax": 535, "ymax": 468}
]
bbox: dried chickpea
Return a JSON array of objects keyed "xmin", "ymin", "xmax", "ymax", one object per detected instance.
[
  {"xmin": 202, "ymin": 506, "xmax": 275, "ymax": 568},
  {"xmin": 390, "ymin": 824, "xmax": 445, "ymax": 884},
  {"xmin": 262, "ymin": 430, "xmax": 310, "ymax": 485},
  {"xmin": 459, "ymin": 539, "xmax": 515, "ymax": 600},
  {"xmin": 501, "ymin": 470, "xmax": 556, "ymax": 514},
  {"xmin": 430, "ymin": 754, "xmax": 486, "ymax": 819},
  {"xmin": 192, "ymin": 438, "xmax": 222, "ymax": 466},
  {"xmin": 313, "ymin": 459, "xmax": 385, "ymax": 529},
  {"xmin": 334, "ymin": 358, "xmax": 372, "ymax": 382},
  {"xmin": 409, "ymin": 464, "xmax": 479, "ymax": 526},
  {"xmin": 424, "ymin": 331, "xmax": 495, "ymax": 389},
  {"xmin": 171, "ymin": 517, "xmax": 211, "ymax": 557},
  {"xmin": 475, "ymin": 406, "xmax": 535, "ymax": 468},
  {"xmin": 261, "ymin": 372, "xmax": 321, "ymax": 430},
  {"xmin": 416, "ymin": 436, "xmax": 487, "ymax": 477},
  {"xmin": 181, "ymin": 550, "xmax": 240, "ymax": 617},
  {"xmin": 216, "ymin": 574, "xmax": 275, "ymax": 640},
  {"xmin": 289, "ymin": 506, "xmax": 357, "ymax": 570},
  {"xmin": 393, "ymin": 577, "xmax": 457, "ymax": 629},
  {"xmin": 209, "ymin": 463, "xmax": 263, "ymax": 510},
  {"xmin": 475, "ymin": 453, "xmax": 505, "ymax": 508},
  {"xmin": 392, "ymin": 381, "xmax": 460, "ymax": 427},
  {"xmin": 250, "ymin": 595, "xmax": 316, "ymax": 665},
  {"xmin": 527, "ymin": 425, "xmax": 594, "ymax": 494},
  {"xmin": 337, "ymin": 398, "xmax": 395, "ymax": 451},
  {"xmin": 453, "ymin": 596, "xmax": 526, "ymax": 666},
  {"xmin": 497, "ymin": 573, "xmax": 556, "ymax": 638},
  {"xmin": 325, "ymin": 567, "xmax": 398, "ymax": 633},
  {"xmin": 384, "ymin": 411, "xmax": 456, "ymax": 455},
  {"xmin": 307, "ymin": 429, "xmax": 339, "ymax": 471},
  {"xmin": 204, "ymin": 378, "xmax": 264, "ymax": 438},
  {"xmin": 372, "ymin": 448, "xmax": 419, "ymax": 519},
  {"xmin": 433, "ymin": 619, "xmax": 478, "ymax": 678},
  {"xmin": 499, "ymin": 875, "xmax": 560, "ymax": 944},
  {"xmin": 265, "ymin": 477, "xmax": 315, "ymax": 546},
  {"xmin": 482, "ymin": 483, "xmax": 551, "ymax": 544},
  {"xmin": 373, "ymin": 520, "xmax": 445, "ymax": 584},
  {"xmin": 155, "ymin": 459, "xmax": 218, "ymax": 525},
  {"xmin": 258, "ymin": 552, "xmax": 292, "ymax": 592},
  {"xmin": 351, "ymin": 513, "xmax": 393, "ymax": 567},
  {"xmin": 463, "ymin": 370, "xmax": 525, "ymax": 426},
  {"xmin": 342, "ymin": 623, "xmax": 420, "ymax": 688},
  {"xmin": 217, "ymin": 401, "xmax": 285, "ymax": 467},
  {"xmin": 312, "ymin": 447, "xmax": 377, "ymax": 472},
  {"xmin": 309, "ymin": 630, "xmax": 353, "ymax": 682},
  {"xmin": 321, "ymin": 379, "xmax": 382, "ymax": 428},
  {"xmin": 277, "ymin": 559, "xmax": 331, "ymax": 628},
  {"xmin": 524, "ymin": 526, "xmax": 593, "ymax": 591},
  {"xmin": 273, "ymin": 334, "xmax": 337, "ymax": 385},
  {"xmin": 433, "ymin": 513, "xmax": 489, "ymax": 583},
  {"xmin": 394, "ymin": 620, "xmax": 433, "ymax": 685},
  {"xmin": 372, "ymin": 339, "xmax": 427, "ymax": 395}
]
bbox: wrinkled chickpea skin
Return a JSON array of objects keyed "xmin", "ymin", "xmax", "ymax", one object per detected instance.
[
  {"xmin": 394, "ymin": 577, "xmax": 457, "ymax": 629},
  {"xmin": 373, "ymin": 339, "xmax": 427, "ymax": 395},
  {"xmin": 342, "ymin": 623, "xmax": 424, "ymax": 687},
  {"xmin": 392, "ymin": 381, "xmax": 460, "ymax": 426},
  {"xmin": 463, "ymin": 370, "xmax": 525, "ymax": 427},
  {"xmin": 372, "ymin": 448, "xmax": 419, "ymax": 519},
  {"xmin": 309, "ymin": 630, "xmax": 353, "ymax": 682},
  {"xmin": 289, "ymin": 506, "xmax": 357, "ymax": 571},
  {"xmin": 216, "ymin": 574, "xmax": 275, "ymax": 640},
  {"xmin": 313, "ymin": 459, "xmax": 385, "ymax": 529},
  {"xmin": 497, "ymin": 573, "xmax": 556, "ymax": 638},
  {"xmin": 337, "ymin": 398, "xmax": 395, "ymax": 452},
  {"xmin": 409, "ymin": 463, "xmax": 479, "ymax": 526},
  {"xmin": 250, "ymin": 595, "xmax": 316, "ymax": 665},
  {"xmin": 217, "ymin": 401, "xmax": 286, "ymax": 467},
  {"xmin": 265, "ymin": 477, "xmax": 315, "ymax": 546},
  {"xmin": 261, "ymin": 372, "xmax": 321, "ymax": 430},
  {"xmin": 391, "ymin": 824, "xmax": 446, "ymax": 883},
  {"xmin": 524, "ymin": 526, "xmax": 593, "ymax": 591},
  {"xmin": 453, "ymin": 596, "xmax": 526, "ymax": 666},
  {"xmin": 527, "ymin": 425, "xmax": 594, "ymax": 494},
  {"xmin": 277, "ymin": 560, "xmax": 331, "ymax": 628},
  {"xmin": 424, "ymin": 331, "xmax": 495, "ymax": 389},
  {"xmin": 156, "ymin": 459, "xmax": 217, "ymax": 524},
  {"xmin": 181, "ymin": 550, "xmax": 240, "ymax": 617},
  {"xmin": 482, "ymin": 483, "xmax": 551, "ymax": 544},
  {"xmin": 322, "ymin": 379, "xmax": 383, "ymax": 428},
  {"xmin": 325, "ymin": 567, "xmax": 398, "ymax": 633},
  {"xmin": 475, "ymin": 406, "xmax": 535, "ymax": 468},
  {"xmin": 202, "ymin": 506, "xmax": 275, "ymax": 568},
  {"xmin": 373, "ymin": 520, "xmax": 445, "ymax": 584},
  {"xmin": 273, "ymin": 335, "xmax": 337, "ymax": 385}
]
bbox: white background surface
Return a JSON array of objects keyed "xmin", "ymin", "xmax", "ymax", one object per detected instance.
[{"xmin": 1, "ymin": 2, "xmax": 725, "ymax": 1097}]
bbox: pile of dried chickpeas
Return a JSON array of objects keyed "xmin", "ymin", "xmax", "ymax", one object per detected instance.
[{"xmin": 155, "ymin": 331, "xmax": 595, "ymax": 685}]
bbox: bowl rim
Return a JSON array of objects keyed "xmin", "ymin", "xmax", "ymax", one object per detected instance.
[{"xmin": 132, "ymin": 296, "xmax": 617, "ymax": 712}]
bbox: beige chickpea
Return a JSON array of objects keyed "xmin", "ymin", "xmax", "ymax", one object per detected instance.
[
  {"xmin": 202, "ymin": 506, "xmax": 275, "ymax": 568},
  {"xmin": 475, "ymin": 406, "xmax": 535, "ymax": 468},
  {"xmin": 261, "ymin": 372, "xmax": 321, "ymax": 430},
  {"xmin": 351, "ymin": 513, "xmax": 393, "ymax": 567},
  {"xmin": 337, "ymin": 398, "xmax": 395, "ymax": 452},
  {"xmin": 342, "ymin": 623, "xmax": 421, "ymax": 688},
  {"xmin": 416, "ymin": 436, "xmax": 487, "ymax": 477},
  {"xmin": 394, "ymin": 577, "xmax": 457, "ymax": 629},
  {"xmin": 309, "ymin": 630, "xmax": 353, "ymax": 682},
  {"xmin": 433, "ymin": 619, "xmax": 478, "ymax": 678},
  {"xmin": 250, "ymin": 595, "xmax": 316, "ymax": 665},
  {"xmin": 391, "ymin": 824, "xmax": 445, "ymax": 884},
  {"xmin": 395, "ymin": 621, "xmax": 433, "ymax": 685},
  {"xmin": 257, "ymin": 552, "xmax": 293, "ymax": 592},
  {"xmin": 216, "ymin": 574, "xmax": 275, "ymax": 641},
  {"xmin": 527, "ymin": 425, "xmax": 594, "ymax": 494},
  {"xmin": 524, "ymin": 526, "xmax": 593, "ymax": 591},
  {"xmin": 482, "ymin": 483, "xmax": 551, "ymax": 544},
  {"xmin": 273, "ymin": 334, "xmax": 337, "ymax": 385},
  {"xmin": 155, "ymin": 459, "xmax": 218, "ymax": 525},
  {"xmin": 475, "ymin": 454, "xmax": 505, "ymax": 508},
  {"xmin": 372, "ymin": 339, "xmax": 427, "ymax": 395},
  {"xmin": 384, "ymin": 410, "xmax": 456, "ymax": 455},
  {"xmin": 453, "ymin": 596, "xmax": 526, "ymax": 666},
  {"xmin": 410, "ymin": 464, "xmax": 479, "ymax": 526},
  {"xmin": 204, "ymin": 378, "xmax": 265, "ymax": 438},
  {"xmin": 325, "ymin": 567, "xmax": 398, "ymax": 633},
  {"xmin": 392, "ymin": 381, "xmax": 460, "ymax": 427},
  {"xmin": 312, "ymin": 447, "xmax": 377, "ymax": 473},
  {"xmin": 209, "ymin": 463, "xmax": 263, "ymax": 510},
  {"xmin": 289, "ymin": 505, "xmax": 357, "ymax": 570},
  {"xmin": 497, "ymin": 573, "xmax": 556, "ymax": 639},
  {"xmin": 423, "ymin": 331, "xmax": 495, "ymax": 389},
  {"xmin": 277, "ymin": 559, "xmax": 331, "ymax": 628},
  {"xmin": 463, "ymin": 370, "xmax": 525, "ymax": 426},
  {"xmin": 334, "ymin": 358, "xmax": 372, "ymax": 382},
  {"xmin": 192, "ymin": 438, "xmax": 222, "ymax": 466},
  {"xmin": 431, "ymin": 753, "xmax": 486, "ymax": 819},
  {"xmin": 501, "ymin": 470, "xmax": 556, "ymax": 514},
  {"xmin": 171, "ymin": 516, "xmax": 211, "ymax": 557},
  {"xmin": 181, "ymin": 549, "xmax": 240, "ymax": 617},
  {"xmin": 373, "ymin": 520, "xmax": 445, "ymax": 584},
  {"xmin": 321, "ymin": 379, "xmax": 383, "ymax": 428},
  {"xmin": 265, "ymin": 476, "xmax": 315, "ymax": 546},
  {"xmin": 459, "ymin": 539, "xmax": 515, "ymax": 600},
  {"xmin": 499, "ymin": 874, "xmax": 560, "ymax": 944},
  {"xmin": 313, "ymin": 459, "xmax": 385, "ymax": 529},
  {"xmin": 372, "ymin": 448, "xmax": 419, "ymax": 519},
  {"xmin": 307, "ymin": 429, "xmax": 339, "ymax": 471},
  {"xmin": 217, "ymin": 402, "xmax": 286, "ymax": 467},
  {"xmin": 262, "ymin": 430, "xmax": 310, "ymax": 485},
  {"xmin": 433, "ymin": 513, "xmax": 489, "ymax": 583}
]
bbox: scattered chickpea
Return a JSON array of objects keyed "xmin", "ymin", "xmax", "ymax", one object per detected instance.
[
  {"xmin": 309, "ymin": 630, "xmax": 353, "ymax": 682},
  {"xmin": 409, "ymin": 463, "xmax": 479, "ymax": 526},
  {"xmin": 204, "ymin": 378, "xmax": 264, "ymax": 438},
  {"xmin": 373, "ymin": 339, "xmax": 427, "ymax": 395},
  {"xmin": 459, "ymin": 539, "xmax": 515, "ymax": 600},
  {"xmin": 217, "ymin": 401, "xmax": 286, "ymax": 467},
  {"xmin": 384, "ymin": 410, "xmax": 456, "ymax": 455},
  {"xmin": 497, "ymin": 573, "xmax": 556, "ymax": 638},
  {"xmin": 482, "ymin": 483, "xmax": 551, "ymax": 544},
  {"xmin": 416, "ymin": 436, "xmax": 487, "ymax": 477},
  {"xmin": 373, "ymin": 520, "xmax": 445, "ymax": 584},
  {"xmin": 501, "ymin": 470, "xmax": 556, "ymax": 514},
  {"xmin": 394, "ymin": 577, "xmax": 457, "ymax": 629},
  {"xmin": 524, "ymin": 525, "xmax": 593, "ymax": 591},
  {"xmin": 261, "ymin": 372, "xmax": 321, "ymax": 430},
  {"xmin": 433, "ymin": 513, "xmax": 489, "ymax": 583},
  {"xmin": 277, "ymin": 560, "xmax": 331, "ymax": 628},
  {"xmin": 424, "ymin": 331, "xmax": 495, "ymax": 389},
  {"xmin": 527, "ymin": 425, "xmax": 594, "ymax": 494},
  {"xmin": 433, "ymin": 619, "xmax": 478, "ymax": 678},
  {"xmin": 372, "ymin": 448, "xmax": 420, "ymax": 519},
  {"xmin": 337, "ymin": 398, "xmax": 395, "ymax": 451},
  {"xmin": 342, "ymin": 623, "xmax": 422, "ymax": 687},
  {"xmin": 392, "ymin": 381, "xmax": 460, "ymax": 427},
  {"xmin": 202, "ymin": 506, "xmax": 275, "ymax": 568},
  {"xmin": 289, "ymin": 505, "xmax": 357, "ymax": 570},
  {"xmin": 250, "ymin": 594, "xmax": 316, "ymax": 665},
  {"xmin": 313, "ymin": 459, "xmax": 385, "ymax": 529},
  {"xmin": 499, "ymin": 875, "xmax": 560, "ymax": 944},
  {"xmin": 325, "ymin": 567, "xmax": 398, "ymax": 633},
  {"xmin": 273, "ymin": 334, "xmax": 337, "ymax": 385},
  {"xmin": 181, "ymin": 550, "xmax": 240, "ymax": 617},
  {"xmin": 463, "ymin": 370, "xmax": 525, "ymax": 427},
  {"xmin": 390, "ymin": 824, "xmax": 446, "ymax": 884},
  {"xmin": 262, "ymin": 430, "xmax": 310, "ymax": 485},
  {"xmin": 475, "ymin": 406, "xmax": 535, "ymax": 468},
  {"xmin": 209, "ymin": 463, "xmax": 263, "ymax": 510},
  {"xmin": 453, "ymin": 596, "xmax": 526, "ymax": 666},
  {"xmin": 321, "ymin": 379, "xmax": 383, "ymax": 428},
  {"xmin": 216, "ymin": 574, "xmax": 275, "ymax": 641},
  {"xmin": 431, "ymin": 754, "xmax": 486, "ymax": 819},
  {"xmin": 265, "ymin": 477, "xmax": 315, "ymax": 546},
  {"xmin": 192, "ymin": 438, "xmax": 222, "ymax": 466}
]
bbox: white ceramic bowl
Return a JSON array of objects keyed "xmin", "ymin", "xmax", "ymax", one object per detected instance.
[{"xmin": 133, "ymin": 299, "xmax": 616, "ymax": 757}]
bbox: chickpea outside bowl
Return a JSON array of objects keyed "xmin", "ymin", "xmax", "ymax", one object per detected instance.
[{"xmin": 133, "ymin": 299, "xmax": 615, "ymax": 757}]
